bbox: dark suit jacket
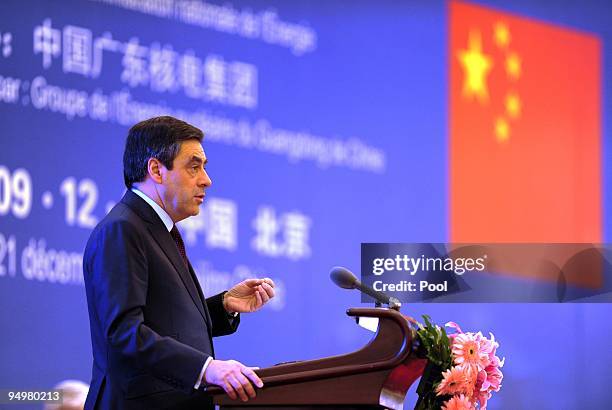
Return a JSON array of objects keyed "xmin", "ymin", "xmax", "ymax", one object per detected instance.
[{"xmin": 83, "ymin": 190, "xmax": 239, "ymax": 410}]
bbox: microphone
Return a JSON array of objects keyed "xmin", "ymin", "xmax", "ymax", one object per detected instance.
[{"xmin": 330, "ymin": 266, "xmax": 401, "ymax": 310}]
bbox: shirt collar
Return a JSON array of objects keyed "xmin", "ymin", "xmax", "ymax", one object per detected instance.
[{"xmin": 131, "ymin": 187, "xmax": 174, "ymax": 232}]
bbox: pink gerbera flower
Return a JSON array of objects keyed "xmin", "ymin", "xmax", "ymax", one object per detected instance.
[
  {"xmin": 436, "ymin": 366, "xmax": 473, "ymax": 396},
  {"xmin": 442, "ymin": 394, "xmax": 475, "ymax": 410},
  {"xmin": 483, "ymin": 364, "xmax": 503, "ymax": 393},
  {"xmin": 452, "ymin": 332, "xmax": 491, "ymax": 370},
  {"xmin": 473, "ymin": 389, "xmax": 492, "ymax": 410}
]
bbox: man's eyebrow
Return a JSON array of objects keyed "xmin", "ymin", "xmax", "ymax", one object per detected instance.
[{"xmin": 189, "ymin": 155, "xmax": 208, "ymax": 165}]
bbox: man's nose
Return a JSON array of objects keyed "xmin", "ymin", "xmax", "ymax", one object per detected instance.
[{"xmin": 200, "ymin": 169, "xmax": 212, "ymax": 188}]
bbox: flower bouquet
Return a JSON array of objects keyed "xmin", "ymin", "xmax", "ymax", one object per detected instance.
[{"xmin": 413, "ymin": 316, "xmax": 504, "ymax": 410}]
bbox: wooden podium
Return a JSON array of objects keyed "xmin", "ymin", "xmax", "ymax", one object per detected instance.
[{"xmin": 208, "ymin": 308, "xmax": 427, "ymax": 410}]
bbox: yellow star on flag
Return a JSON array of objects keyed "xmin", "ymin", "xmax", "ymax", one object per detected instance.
[
  {"xmin": 506, "ymin": 52, "xmax": 521, "ymax": 79},
  {"xmin": 506, "ymin": 93, "xmax": 521, "ymax": 118},
  {"xmin": 458, "ymin": 30, "xmax": 493, "ymax": 103},
  {"xmin": 494, "ymin": 22, "xmax": 511, "ymax": 48},
  {"xmin": 495, "ymin": 117, "xmax": 510, "ymax": 142}
]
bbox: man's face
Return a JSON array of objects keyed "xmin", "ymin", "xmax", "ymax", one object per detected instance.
[{"xmin": 160, "ymin": 139, "xmax": 212, "ymax": 222}]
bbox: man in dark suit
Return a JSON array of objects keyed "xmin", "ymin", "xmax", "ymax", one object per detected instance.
[{"xmin": 83, "ymin": 116, "xmax": 275, "ymax": 409}]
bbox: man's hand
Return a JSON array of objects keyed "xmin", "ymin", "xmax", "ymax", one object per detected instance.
[
  {"xmin": 224, "ymin": 278, "xmax": 275, "ymax": 313},
  {"xmin": 204, "ymin": 359, "xmax": 263, "ymax": 401}
]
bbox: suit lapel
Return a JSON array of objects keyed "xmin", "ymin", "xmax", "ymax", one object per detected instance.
[
  {"xmin": 188, "ymin": 261, "xmax": 213, "ymax": 339},
  {"xmin": 121, "ymin": 191, "xmax": 209, "ymax": 324},
  {"xmin": 147, "ymin": 223, "xmax": 208, "ymax": 321}
]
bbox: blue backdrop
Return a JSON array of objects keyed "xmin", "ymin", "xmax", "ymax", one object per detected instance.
[{"xmin": 0, "ymin": 1, "xmax": 610, "ymax": 409}]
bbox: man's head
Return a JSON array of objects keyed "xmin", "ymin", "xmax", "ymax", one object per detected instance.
[{"xmin": 123, "ymin": 116, "xmax": 212, "ymax": 222}]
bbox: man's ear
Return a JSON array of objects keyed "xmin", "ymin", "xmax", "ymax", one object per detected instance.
[{"xmin": 147, "ymin": 158, "xmax": 164, "ymax": 184}]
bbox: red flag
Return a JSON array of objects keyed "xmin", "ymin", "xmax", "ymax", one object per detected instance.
[{"xmin": 449, "ymin": 0, "xmax": 602, "ymax": 243}]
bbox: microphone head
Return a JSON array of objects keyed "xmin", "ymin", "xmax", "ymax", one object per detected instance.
[{"xmin": 330, "ymin": 266, "xmax": 359, "ymax": 289}]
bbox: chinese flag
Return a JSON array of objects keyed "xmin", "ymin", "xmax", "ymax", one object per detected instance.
[{"xmin": 450, "ymin": 0, "xmax": 602, "ymax": 243}]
